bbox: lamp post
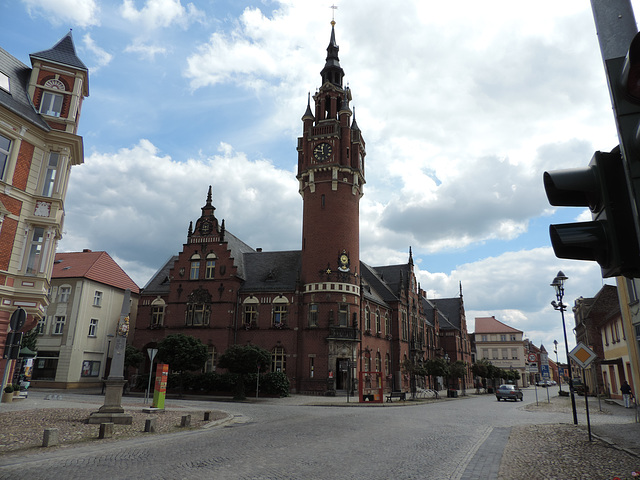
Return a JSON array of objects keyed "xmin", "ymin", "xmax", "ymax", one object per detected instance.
[{"xmin": 550, "ymin": 271, "xmax": 578, "ymax": 425}]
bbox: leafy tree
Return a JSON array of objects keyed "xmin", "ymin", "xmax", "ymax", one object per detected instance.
[
  {"xmin": 21, "ymin": 327, "xmax": 38, "ymax": 352},
  {"xmin": 124, "ymin": 345, "xmax": 144, "ymax": 370},
  {"xmin": 471, "ymin": 359, "xmax": 490, "ymax": 380},
  {"xmin": 449, "ymin": 360, "xmax": 467, "ymax": 389},
  {"xmin": 424, "ymin": 357, "xmax": 449, "ymax": 391},
  {"xmin": 157, "ymin": 334, "xmax": 208, "ymax": 395},
  {"xmin": 218, "ymin": 344, "xmax": 271, "ymax": 400}
]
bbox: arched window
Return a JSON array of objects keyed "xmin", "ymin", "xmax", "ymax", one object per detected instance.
[
  {"xmin": 151, "ymin": 297, "xmax": 166, "ymax": 327},
  {"xmin": 189, "ymin": 253, "xmax": 201, "ymax": 280},
  {"xmin": 205, "ymin": 253, "xmax": 216, "ymax": 279},
  {"xmin": 272, "ymin": 296, "xmax": 289, "ymax": 327},
  {"xmin": 185, "ymin": 287, "xmax": 211, "ymax": 326},
  {"xmin": 243, "ymin": 297, "xmax": 259, "ymax": 328},
  {"xmin": 364, "ymin": 306, "xmax": 371, "ymax": 331},
  {"xmin": 271, "ymin": 347, "xmax": 286, "ymax": 372},
  {"xmin": 385, "ymin": 353, "xmax": 390, "ymax": 375},
  {"xmin": 385, "ymin": 313, "xmax": 390, "ymax": 336},
  {"xmin": 375, "ymin": 310, "xmax": 381, "ymax": 333},
  {"xmin": 308, "ymin": 304, "xmax": 318, "ymax": 327},
  {"xmin": 375, "ymin": 352, "xmax": 381, "ymax": 372}
]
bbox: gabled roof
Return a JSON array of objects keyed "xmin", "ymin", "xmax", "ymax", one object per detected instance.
[
  {"xmin": 0, "ymin": 46, "xmax": 50, "ymax": 131},
  {"xmin": 224, "ymin": 230, "xmax": 256, "ymax": 280},
  {"xmin": 240, "ymin": 251, "xmax": 301, "ymax": 292},
  {"xmin": 142, "ymin": 255, "xmax": 177, "ymax": 293},
  {"xmin": 53, "ymin": 250, "xmax": 139, "ymax": 294},
  {"xmin": 474, "ymin": 316, "xmax": 522, "ymax": 334},
  {"xmin": 30, "ymin": 31, "xmax": 88, "ymax": 72},
  {"xmin": 429, "ymin": 297, "xmax": 463, "ymax": 331},
  {"xmin": 360, "ymin": 261, "xmax": 396, "ymax": 305}
]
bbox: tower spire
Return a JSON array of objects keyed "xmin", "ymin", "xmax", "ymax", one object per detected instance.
[{"xmin": 321, "ymin": 17, "xmax": 344, "ymax": 87}]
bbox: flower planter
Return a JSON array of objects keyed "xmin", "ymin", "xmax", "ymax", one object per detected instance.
[{"xmin": 1, "ymin": 392, "xmax": 13, "ymax": 403}]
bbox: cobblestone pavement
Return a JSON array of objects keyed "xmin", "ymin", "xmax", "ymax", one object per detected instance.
[{"xmin": 0, "ymin": 387, "xmax": 637, "ymax": 479}]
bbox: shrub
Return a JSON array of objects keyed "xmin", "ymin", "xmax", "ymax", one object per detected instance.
[
  {"xmin": 260, "ymin": 372, "xmax": 290, "ymax": 397},
  {"xmin": 4, "ymin": 385, "xmax": 14, "ymax": 393}
]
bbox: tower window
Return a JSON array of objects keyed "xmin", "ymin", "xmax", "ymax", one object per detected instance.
[
  {"xmin": 40, "ymin": 91, "xmax": 64, "ymax": 117},
  {"xmin": 0, "ymin": 133, "xmax": 11, "ymax": 181}
]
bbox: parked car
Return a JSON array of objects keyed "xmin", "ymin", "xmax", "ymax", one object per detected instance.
[{"xmin": 496, "ymin": 384, "xmax": 523, "ymax": 402}]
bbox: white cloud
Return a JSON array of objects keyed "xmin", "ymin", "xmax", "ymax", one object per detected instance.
[
  {"xmin": 21, "ymin": 0, "xmax": 100, "ymax": 27},
  {"xmin": 124, "ymin": 42, "xmax": 167, "ymax": 60},
  {"xmin": 120, "ymin": 0, "xmax": 204, "ymax": 30},
  {"xmin": 82, "ymin": 34, "xmax": 112, "ymax": 71}
]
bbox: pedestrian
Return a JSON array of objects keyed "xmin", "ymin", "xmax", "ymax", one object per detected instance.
[{"xmin": 621, "ymin": 380, "xmax": 633, "ymax": 408}]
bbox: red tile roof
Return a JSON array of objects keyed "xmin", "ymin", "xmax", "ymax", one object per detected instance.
[
  {"xmin": 474, "ymin": 316, "xmax": 522, "ymax": 334},
  {"xmin": 52, "ymin": 250, "xmax": 139, "ymax": 294}
]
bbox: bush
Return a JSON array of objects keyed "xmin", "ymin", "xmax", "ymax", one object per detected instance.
[
  {"xmin": 4, "ymin": 385, "xmax": 13, "ymax": 393},
  {"xmin": 260, "ymin": 371, "xmax": 290, "ymax": 397}
]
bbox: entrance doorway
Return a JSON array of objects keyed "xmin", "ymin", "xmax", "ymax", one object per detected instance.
[{"xmin": 336, "ymin": 358, "xmax": 349, "ymax": 390}]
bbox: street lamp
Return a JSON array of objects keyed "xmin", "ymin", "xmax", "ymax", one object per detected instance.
[{"xmin": 550, "ymin": 271, "xmax": 578, "ymax": 425}]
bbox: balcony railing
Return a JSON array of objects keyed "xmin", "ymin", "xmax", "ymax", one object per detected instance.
[{"xmin": 327, "ymin": 326, "xmax": 360, "ymax": 342}]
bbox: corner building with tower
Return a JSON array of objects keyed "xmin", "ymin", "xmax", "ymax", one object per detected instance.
[{"xmin": 134, "ymin": 24, "xmax": 471, "ymax": 395}]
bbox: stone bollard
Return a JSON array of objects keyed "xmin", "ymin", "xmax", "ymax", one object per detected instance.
[
  {"xmin": 42, "ymin": 428, "xmax": 59, "ymax": 447},
  {"xmin": 203, "ymin": 411, "xmax": 212, "ymax": 421},
  {"xmin": 98, "ymin": 422, "xmax": 114, "ymax": 439},
  {"xmin": 144, "ymin": 417, "xmax": 156, "ymax": 433},
  {"xmin": 180, "ymin": 415, "xmax": 191, "ymax": 427}
]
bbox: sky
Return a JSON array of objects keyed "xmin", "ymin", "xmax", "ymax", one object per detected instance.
[{"xmin": 1, "ymin": 0, "xmax": 636, "ymax": 362}]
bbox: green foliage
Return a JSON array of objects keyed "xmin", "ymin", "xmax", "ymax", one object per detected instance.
[
  {"xmin": 4, "ymin": 385, "xmax": 13, "ymax": 393},
  {"xmin": 260, "ymin": 371, "xmax": 290, "ymax": 397},
  {"xmin": 471, "ymin": 359, "xmax": 491, "ymax": 379},
  {"xmin": 218, "ymin": 345, "xmax": 271, "ymax": 400},
  {"xmin": 424, "ymin": 357, "xmax": 449, "ymax": 378},
  {"xmin": 157, "ymin": 334, "xmax": 208, "ymax": 373},
  {"xmin": 449, "ymin": 360, "xmax": 467, "ymax": 380},
  {"xmin": 21, "ymin": 327, "xmax": 38, "ymax": 352},
  {"xmin": 124, "ymin": 345, "xmax": 145, "ymax": 369},
  {"xmin": 218, "ymin": 345, "xmax": 271, "ymax": 375}
]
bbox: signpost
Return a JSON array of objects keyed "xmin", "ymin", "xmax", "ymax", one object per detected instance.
[
  {"xmin": 145, "ymin": 348, "xmax": 158, "ymax": 404},
  {"xmin": 570, "ymin": 342, "xmax": 598, "ymax": 441}
]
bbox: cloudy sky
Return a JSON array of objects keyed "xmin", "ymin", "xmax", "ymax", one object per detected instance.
[{"xmin": 3, "ymin": 0, "xmax": 636, "ymax": 361}]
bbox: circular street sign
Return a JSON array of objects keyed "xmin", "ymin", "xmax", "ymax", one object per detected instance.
[
  {"xmin": 9, "ymin": 307, "xmax": 26, "ymax": 331},
  {"xmin": 528, "ymin": 353, "xmax": 537, "ymax": 362}
]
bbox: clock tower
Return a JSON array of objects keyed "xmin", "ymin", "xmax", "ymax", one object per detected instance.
[{"xmin": 297, "ymin": 21, "xmax": 365, "ymax": 388}]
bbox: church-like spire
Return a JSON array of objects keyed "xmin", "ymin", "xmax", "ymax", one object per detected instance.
[
  {"xmin": 302, "ymin": 92, "xmax": 314, "ymax": 120},
  {"xmin": 320, "ymin": 22, "xmax": 344, "ymax": 87}
]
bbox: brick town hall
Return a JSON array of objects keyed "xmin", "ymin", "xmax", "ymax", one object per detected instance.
[{"xmin": 134, "ymin": 23, "xmax": 472, "ymax": 395}]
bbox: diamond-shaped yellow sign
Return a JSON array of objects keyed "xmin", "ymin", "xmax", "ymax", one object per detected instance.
[{"xmin": 569, "ymin": 342, "xmax": 597, "ymax": 368}]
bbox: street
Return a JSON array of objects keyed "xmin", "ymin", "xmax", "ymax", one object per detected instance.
[{"xmin": 0, "ymin": 387, "xmax": 635, "ymax": 480}]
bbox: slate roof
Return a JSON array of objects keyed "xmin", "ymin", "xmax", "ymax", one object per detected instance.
[
  {"xmin": 429, "ymin": 297, "xmax": 463, "ymax": 331},
  {"xmin": 360, "ymin": 262, "xmax": 396, "ymax": 306},
  {"xmin": 224, "ymin": 230, "xmax": 256, "ymax": 280},
  {"xmin": 30, "ymin": 31, "xmax": 88, "ymax": 72},
  {"xmin": 53, "ymin": 250, "xmax": 140, "ymax": 294},
  {"xmin": 474, "ymin": 316, "xmax": 521, "ymax": 334},
  {"xmin": 142, "ymin": 255, "xmax": 177, "ymax": 293},
  {"xmin": 240, "ymin": 251, "xmax": 301, "ymax": 292},
  {"xmin": 0, "ymin": 46, "xmax": 50, "ymax": 131}
]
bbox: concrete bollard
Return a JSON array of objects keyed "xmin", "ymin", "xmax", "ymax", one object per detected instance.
[
  {"xmin": 42, "ymin": 428, "xmax": 59, "ymax": 447},
  {"xmin": 144, "ymin": 417, "xmax": 156, "ymax": 433},
  {"xmin": 98, "ymin": 422, "xmax": 114, "ymax": 439},
  {"xmin": 203, "ymin": 411, "xmax": 212, "ymax": 421},
  {"xmin": 180, "ymin": 415, "xmax": 191, "ymax": 427}
]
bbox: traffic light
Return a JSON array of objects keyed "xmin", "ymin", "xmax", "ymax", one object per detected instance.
[{"xmin": 543, "ymin": 146, "xmax": 640, "ymax": 278}]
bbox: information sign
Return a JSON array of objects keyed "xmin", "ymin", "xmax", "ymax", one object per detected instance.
[{"xmin": 569, "ymin": 343, "xmax": 597, "ymax": 369}]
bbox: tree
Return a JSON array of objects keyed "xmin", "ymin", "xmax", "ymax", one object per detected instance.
[
  {"xmin": 124, "ymin": 345, "xmax": 144, "ymax": 370},
  {"xmin": 157, "ymin": 334, "xmax": 208, "ymax": 395},
  {"xmin": 424, "ymin": 357, "xmax": 449, "ymax": 391},
  {"xmin": 218, "ymin": 345, "xmax": 271, "ymax": 400},
  {"xmin": 449, "ymin": 360, "xmax": 467, "ymax": 389},
  {"xmin": 21, "ymin": 327, "xmax": 38, "ymax": 352}
]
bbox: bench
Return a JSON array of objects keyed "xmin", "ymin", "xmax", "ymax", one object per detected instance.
[{"xmin": 386, "ymin": 391, "xmax": 406, "ymax": 402}]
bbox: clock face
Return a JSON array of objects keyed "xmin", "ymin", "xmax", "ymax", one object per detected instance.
[
  {"xmin": 313, "ymin": 142, "xmax": 333, "ymax": 162},
  {"xmin": 338, "ymin": 253, "xmax": 350, "ymax": 272}
]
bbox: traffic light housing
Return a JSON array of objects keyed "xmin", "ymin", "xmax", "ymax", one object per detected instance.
[{"xmin": 544, "ymin": 147, "xmax": 640, "ymax": 278}]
